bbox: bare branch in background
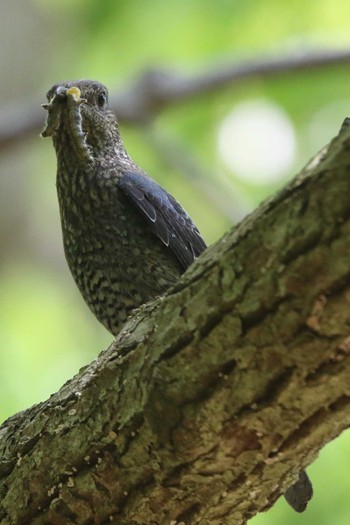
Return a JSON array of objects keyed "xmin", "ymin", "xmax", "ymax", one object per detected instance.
[{"xmin": 1, "ymin": 48, "xmax": 350, "ymax": 151}]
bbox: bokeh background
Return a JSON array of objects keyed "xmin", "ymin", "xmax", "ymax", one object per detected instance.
[{"xmin": 1, "ymin": 0, "xmax": 350, "ymax": 523}]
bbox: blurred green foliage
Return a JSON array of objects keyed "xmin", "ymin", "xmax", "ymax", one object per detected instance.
[{"xmin": 1, "ymin": 0, "xmax": 350, "ymax": 522}]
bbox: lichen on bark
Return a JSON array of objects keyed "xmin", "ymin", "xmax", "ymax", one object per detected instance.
[{"xmin": 2, "ymin": 121, "xmax": 350, "ymax": 524}]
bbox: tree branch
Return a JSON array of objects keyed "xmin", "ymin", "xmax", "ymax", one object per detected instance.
[
  {"xmin": 2, "ymin": 120, "xmax": 350, "ymax": 524},
  {"xmin": 2, "ymin": 48, "xmax": 350, "ymax": 151}
]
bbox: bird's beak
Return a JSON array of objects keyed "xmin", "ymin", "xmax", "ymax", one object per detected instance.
[
  {"xmin": 41, "ymin": 85, "xmax": 84, "ymax": 137},
  {"xmin": 41, "ymin": 85, "xmax": 81, "ymax": 110}
]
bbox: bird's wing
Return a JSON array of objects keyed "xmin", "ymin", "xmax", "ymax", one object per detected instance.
[{"xmin": 118, "ymin": 171, "xmax": 207, "ymax": 270}]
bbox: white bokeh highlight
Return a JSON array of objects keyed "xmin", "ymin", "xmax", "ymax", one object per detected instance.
[{"xmin": 217, "ymin": 99, "xmax": 296, "ymax": 184}]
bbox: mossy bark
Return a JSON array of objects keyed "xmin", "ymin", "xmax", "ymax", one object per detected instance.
[{"xmin": 2, "ymin": 122, "xmax": 350, "ymax": 524}]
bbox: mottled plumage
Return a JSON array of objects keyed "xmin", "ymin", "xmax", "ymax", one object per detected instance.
[
  {"xmin": 42, "ymin": 80, "xmax": 312, "ymax": 513},
  {"xmin": 42, "ymin": 80, "xmax": 206, "ymax": 335}
]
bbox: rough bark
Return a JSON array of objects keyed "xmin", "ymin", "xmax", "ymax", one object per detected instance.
[{"xmin": 2, "ymin": 121, "xmax": 350, "ymax": 524}]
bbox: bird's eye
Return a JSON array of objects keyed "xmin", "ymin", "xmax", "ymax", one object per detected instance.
[{"xmin": 97, "ymin": 92, "xmax": 107, "ymax": 108}]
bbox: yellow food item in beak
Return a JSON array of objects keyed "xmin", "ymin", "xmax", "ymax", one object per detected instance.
[{"xmin": 67, "ymin": 86, "xmax": 81, "ymax": 98}]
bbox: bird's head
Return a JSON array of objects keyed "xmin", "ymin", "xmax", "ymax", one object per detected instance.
[{"xmin": 41, "ymin": 80, "xmax": 120, "ymax": 163}]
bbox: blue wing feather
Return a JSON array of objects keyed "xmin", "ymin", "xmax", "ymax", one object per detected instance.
[{"xmin": 118, "ymin": 171, "xmax": 206, "ymax": 269}]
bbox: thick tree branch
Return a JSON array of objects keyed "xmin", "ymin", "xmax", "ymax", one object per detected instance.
[
  {"xmin": 2, "ymin": 122, "xmax": 350, "ymax": 524},
  {"xmin": 2, "ymin": 48, "xmax": 350, "ymax": 151}
]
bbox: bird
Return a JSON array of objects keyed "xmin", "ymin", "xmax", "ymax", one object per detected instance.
[
  {"xmin": 41, "ymin": 80, "xmax": 206, "ymax": 336},
  {"xmin": 41, "ymin": 79, "xmax": 312, "ymax": 513}
]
